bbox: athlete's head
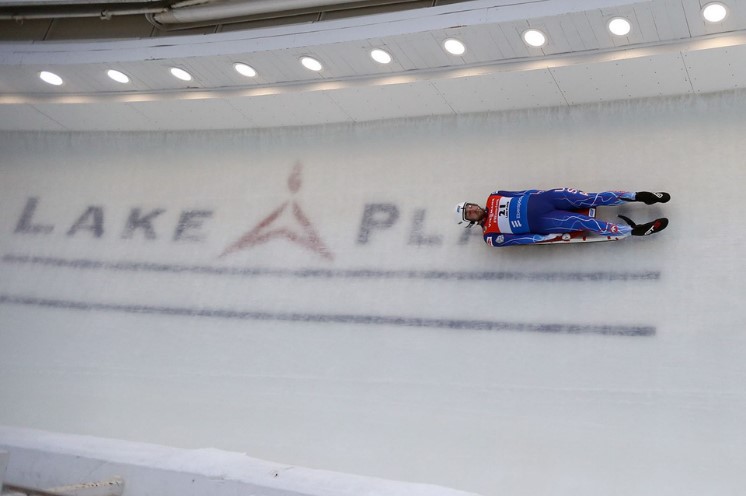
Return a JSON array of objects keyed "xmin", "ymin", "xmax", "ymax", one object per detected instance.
[{"xmin": 455, "ymin": 202, "xmax": 486, "ymax": 227}]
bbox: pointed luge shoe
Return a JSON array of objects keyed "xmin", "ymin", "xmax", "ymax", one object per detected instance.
[
  {"xmin": 633, "ymin": 191, "xmax": 671, "ymax": 205},
  {"xmin": 618, "ymin": 215, "xmax": 669, "ymax": 236}
]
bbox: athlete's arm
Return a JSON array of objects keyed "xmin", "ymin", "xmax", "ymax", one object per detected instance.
[
  {"xmin": 494, "ymin": 189, "xmax": 541, "ymax": 197},
  {"xmin": 484, "ymin": 232, "xmax": 560, "ymax": 246}
]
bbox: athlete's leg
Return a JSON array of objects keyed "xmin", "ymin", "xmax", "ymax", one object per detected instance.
[
  {"xmin": 540, "ymin": 188, "xmax": 634, "ymax": 209},
  {"xmin": 531, "ymin": 210, "xmax": 632, "ymax": 236}
]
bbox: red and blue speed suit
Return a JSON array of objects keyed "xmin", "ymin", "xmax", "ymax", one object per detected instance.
[{"xmin": 482, "ymin": 188, "xmax": 635, "ymax": 247}]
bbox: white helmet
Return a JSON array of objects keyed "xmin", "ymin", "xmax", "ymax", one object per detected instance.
[{"xmin": 455, "ymin": 201, "xmax": 477, "ymax": 228}]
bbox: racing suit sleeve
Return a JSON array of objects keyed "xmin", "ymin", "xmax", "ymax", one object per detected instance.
[
  {"xmin": 494, "ymin": 189, "xmax": 541, "ymax": 197},
  {"xmin": 484, "ymin": 232, "xmax": 560, "ymax": 247}
]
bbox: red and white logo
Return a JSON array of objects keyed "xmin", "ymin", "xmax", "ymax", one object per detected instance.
[{"xmin": 221, "ymin": 162, "xmax": 333, "ymax": 260}]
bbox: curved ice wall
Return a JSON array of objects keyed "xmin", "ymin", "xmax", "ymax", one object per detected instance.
[{"xmin": 1, "ymin": 90, "xmax": 745, "ymax": 496}]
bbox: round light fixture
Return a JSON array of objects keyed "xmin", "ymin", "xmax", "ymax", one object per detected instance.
[
  {"xmin": 608, "ymin": 17, "xmax": 632, "ymax": 36},
  {"xmin": 170, "ymin": 67, "xmax": 192, "ymax": 81},
  {"xmin": 300, "ymin": 56, "xmax": 323, "ymax": 72},
  {"xmin": 234, "ymin": 63, "xmax": 257, "ymax": 78},
  {"xmin": 702, "ymin": 2, "xmax": 727, "ymax": 23},
  {"xmin": 370, "ymin": 49, "xmax": 392, "ymax": 64},
  {"xmin": 443, "ymin": 38, "xmax": 466, "ymax": 55},
  {"xmin": 39, "ymin": 71, "xmax": 63, "ymax": 86},
  {"xmin": 107, "ymin": 69, "xmax": 130, "ymax": 84},
  {"xmin": 522, "ymin": 29, "xmax": 547, "ymax": 47}
]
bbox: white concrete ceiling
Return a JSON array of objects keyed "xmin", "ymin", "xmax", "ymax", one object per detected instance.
[{"xmin": 1, "ymin": 0, "xmax": 745, "ymax": 131}]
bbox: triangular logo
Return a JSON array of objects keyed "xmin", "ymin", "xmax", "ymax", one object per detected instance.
[{"xmin": 221, "ymin": 162, "xmax": 333, "ymax": 260}]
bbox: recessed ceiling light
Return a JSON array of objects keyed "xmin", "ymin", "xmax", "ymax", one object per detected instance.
[
  {"xmin": 234, "ymin": 63, "xmax": 257, "ymax": 78},
  {"xmin": 107, "ymin": 69, "xmax": 130, "ymax": 84},
  {"xmin": 443, "ymin": 38, "xmax": 466, "ymax": 56},
  {"xmin": 608, "ymin": 17, "xmax": 632, "ymax": 36},
  {"xmin": 702, "ymin": 2, "xmax": 727, "ymax": 23},
  {"xmin": 522, "ymin": 29, "xmax": 547, "ymax": 48},
  {"xmin": 300, "ymin": 56, "xmax": 323, "ymax": 72},
  {"xmin": 39, "ymin": 71, "xmax": 63, "ymax": 86},
  {"xmin": 170, "ymin": 67, "xmax": 192, "ymax": 81},
  {"xmin": 370, "ymin": 49, "xmax": 392, "ymax": 64}
]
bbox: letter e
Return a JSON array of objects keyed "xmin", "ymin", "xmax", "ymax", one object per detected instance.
[{"xmin": 174, "ymin": 210, "xmax": 213, "ymax": 242}]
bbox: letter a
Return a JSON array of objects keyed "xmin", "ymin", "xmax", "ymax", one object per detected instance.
[{"xmin": 67, "ymin": 206, "xmax": 104, "ymax": 238}]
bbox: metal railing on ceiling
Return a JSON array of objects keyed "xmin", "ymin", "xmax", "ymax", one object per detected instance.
[{"xmin": 0, "ymin": 0, "xmax": 462, "ymax": 34}]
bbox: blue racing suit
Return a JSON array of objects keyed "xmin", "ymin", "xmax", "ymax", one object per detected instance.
[{"xmin": 482, "ymin": 188, "xmax": 635, "ymax": 247}]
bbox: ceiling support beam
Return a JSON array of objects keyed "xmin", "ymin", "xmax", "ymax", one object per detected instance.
[{"xmin": 150, "ymin": 0, "xmax": 416, "ymax": 26}]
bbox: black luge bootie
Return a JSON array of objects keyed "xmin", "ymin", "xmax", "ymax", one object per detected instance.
[
  {"xmin": 618, "ymin": 215, "xmax": 669, "ymax": 236},
  {"xmin": 634, "ymin": 191, "xmax": 671, "ymax": 204}
]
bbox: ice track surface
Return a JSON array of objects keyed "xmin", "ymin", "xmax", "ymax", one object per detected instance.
[{"xmin": 1, "ymin": 91, "xmax": 745, "ymax": 496}]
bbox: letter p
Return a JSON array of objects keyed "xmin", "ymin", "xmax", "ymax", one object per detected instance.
[{"xmin": 357, "ymin": 203, "xmax": 399, "ymax": 244}]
